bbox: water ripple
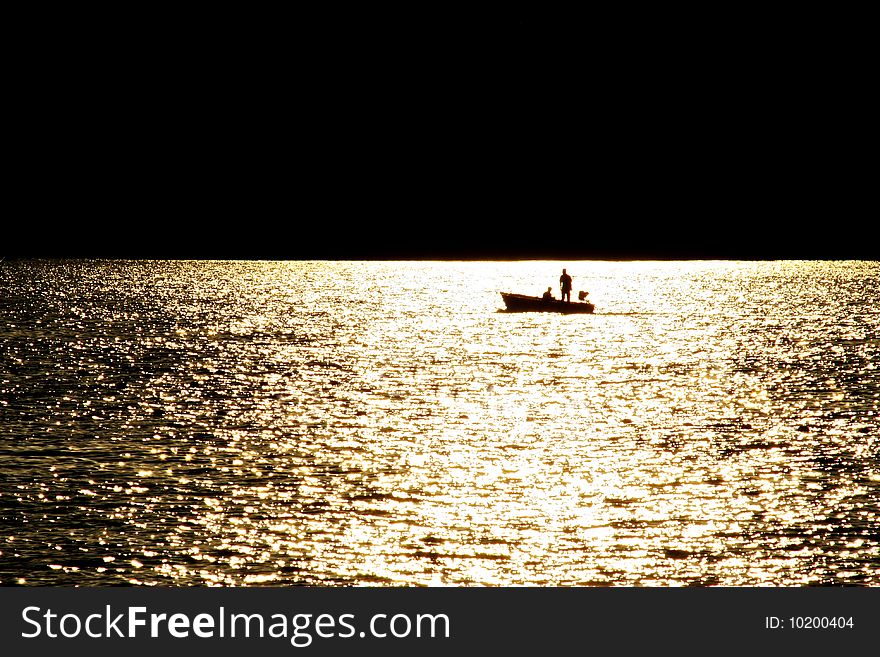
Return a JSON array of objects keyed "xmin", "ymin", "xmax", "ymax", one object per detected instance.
[{"xmin": 1, "ymin": 259, "xmax": 878, "ymax": 586}]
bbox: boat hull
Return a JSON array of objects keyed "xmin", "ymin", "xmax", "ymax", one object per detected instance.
[{"xmin": 500, "ymin": 292, "xmax": 594, "ymax": 314}]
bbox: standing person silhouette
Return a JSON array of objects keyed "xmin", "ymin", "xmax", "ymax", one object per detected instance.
[{"xmin": 559, "ymin": 268, "xmax": 573, "ymax": 303}]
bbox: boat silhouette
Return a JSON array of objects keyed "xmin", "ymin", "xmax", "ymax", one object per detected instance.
[{"xmin": 500, "ymin": 291, "xmax": 595, "ymax": 314}]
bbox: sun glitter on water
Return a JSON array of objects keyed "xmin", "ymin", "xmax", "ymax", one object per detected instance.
[{"xmin": 0, "ymin": 259, "xmax": 878, "ymax": 586}]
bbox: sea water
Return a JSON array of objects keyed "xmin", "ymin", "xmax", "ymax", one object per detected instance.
[{"xmin": 1, "ymin": 259, "xmax": 878, "ymax": 586}]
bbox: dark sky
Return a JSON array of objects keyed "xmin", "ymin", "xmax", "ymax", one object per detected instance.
[{"xmin": 9, "ymin": 9, "xmax": 873, "ymax": 261}]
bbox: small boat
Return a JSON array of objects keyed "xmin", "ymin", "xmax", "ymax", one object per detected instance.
[{"xmin": 500, "ymin": 292, "xmax": 595, "ymax": 314}]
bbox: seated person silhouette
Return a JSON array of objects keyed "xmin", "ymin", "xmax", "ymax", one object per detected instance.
[{"xmin": 542, "ymin": 287, "xmax": 554, "ymax": 301}]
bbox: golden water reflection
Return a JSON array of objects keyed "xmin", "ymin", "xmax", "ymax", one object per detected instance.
[{"xmin": 1, "ymin": 259, "xmax": 878, "ymax": 586}]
